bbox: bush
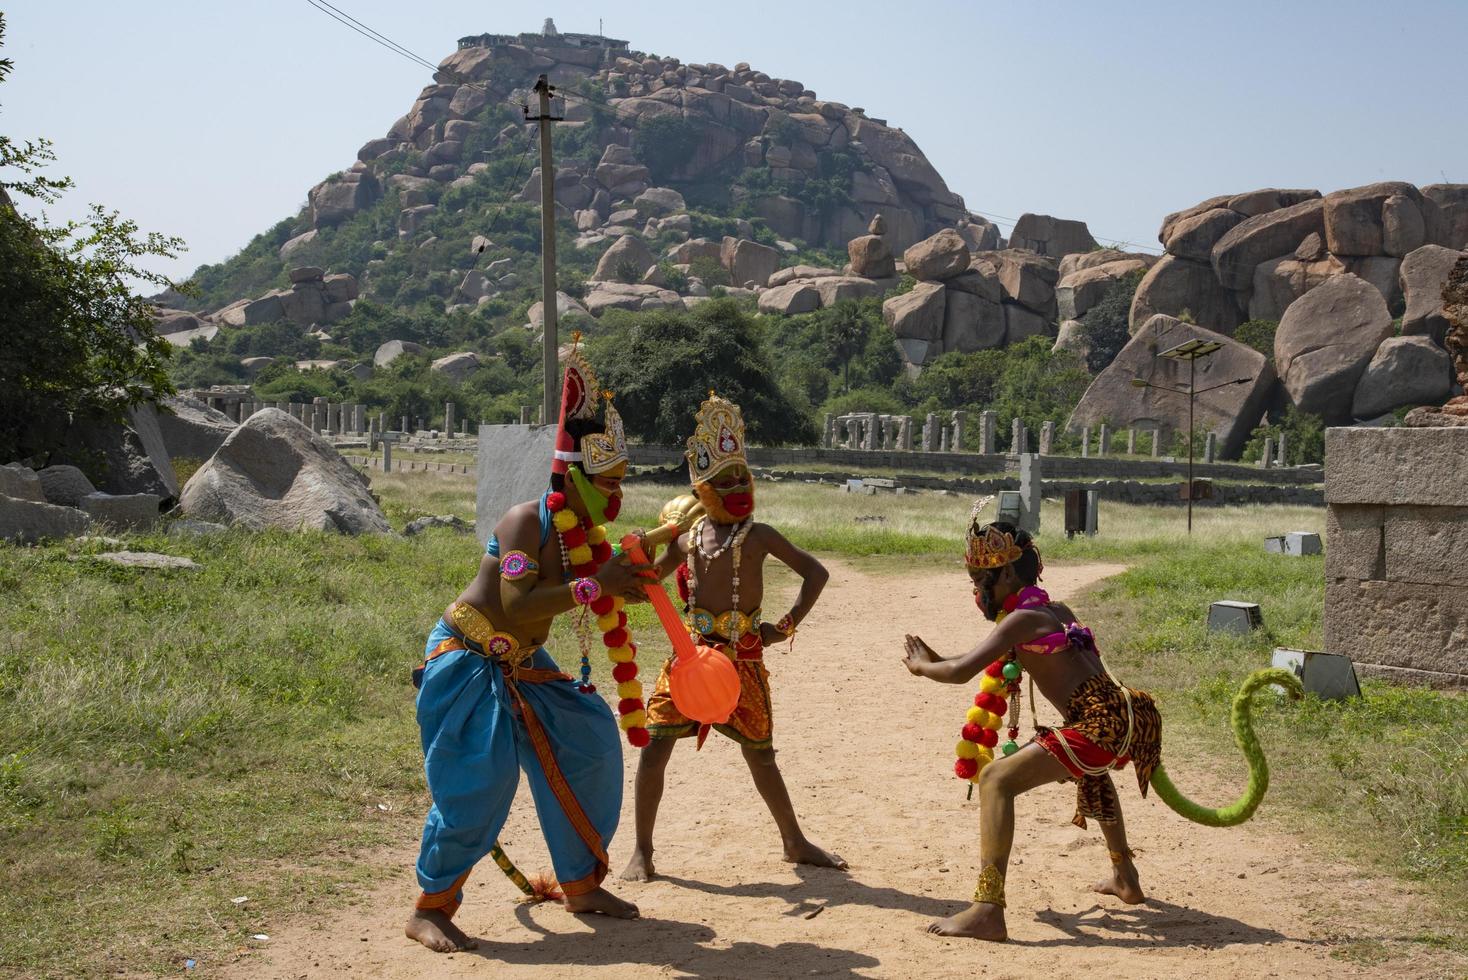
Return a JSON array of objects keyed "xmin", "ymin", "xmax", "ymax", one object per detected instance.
[
  {"xmin": 637, "ymin": 115, "xmax": 700, "ymax": 184},
  {"xmin": 1079, "ymin": 269, "xmax": 1143, "ymax": 374},
  {"xmin": 1240, "ymin": 405, "xmax": 1325, "ymax": 465},
  {"xmin": 688, "ymin": 255, "xmax": 729, "ymax": 287},
  {"xmin": 821, "ymin": 387, "xmax": 906, "ymax": 417},
  {"xmin": 1234, "ymin": 319, "xmax": 1278, "ymax": 367}
]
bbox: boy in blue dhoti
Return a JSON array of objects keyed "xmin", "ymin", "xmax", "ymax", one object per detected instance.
[{"xmin": 405, "ymin": 348, "xmax": 652, "ymax": 953}]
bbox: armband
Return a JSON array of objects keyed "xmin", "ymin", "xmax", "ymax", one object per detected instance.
[
  {"xmin": 571, "ymin": 576, "xmax": 602, "ymax": 606},
  {"xmin": 499, "ymin": 550, "xmax": 538, "ymax": 581}
]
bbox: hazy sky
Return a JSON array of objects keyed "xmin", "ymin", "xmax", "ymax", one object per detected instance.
[{"xmin": 5, "ymin": 1, "xmax": 1465, "ymax": 283}]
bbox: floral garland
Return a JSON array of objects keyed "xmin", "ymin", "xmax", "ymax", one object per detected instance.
[
  {"xmin": 954, "ymin": 586, "xmax": 1050, "ymax": 785},
  {"xmin": 546, "ymin": 490, "xmax": 650, "ymax": 748}
]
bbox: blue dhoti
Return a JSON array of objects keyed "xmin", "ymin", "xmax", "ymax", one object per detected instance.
[{"xmin": 413, "ymin": 618, "xmax": 622, "ymax": 915}]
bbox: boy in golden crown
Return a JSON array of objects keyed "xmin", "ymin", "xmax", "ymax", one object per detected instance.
[
  {"xmin": 902, "ymin": 514, "xmax": 1161, "ymax": 942},
  {"xmin": 620, "ymin": 392, "xmax": 845, "ymax": 881},
  {"xmin": 405, "ymin": 349, "xmax": 653, "ymax": 953}
]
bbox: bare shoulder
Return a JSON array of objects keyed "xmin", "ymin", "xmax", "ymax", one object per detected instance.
[
  {"xmin": 1007, "ymin": 607, "xmax": 1059, "ymax": 643},
  {"xmin": 1047, "ymin": 600, "xmax": 1079, "ymax": 624},
  {"xmin": 493, "ymin": 500, "xmax": 540, "ymax": 541}
]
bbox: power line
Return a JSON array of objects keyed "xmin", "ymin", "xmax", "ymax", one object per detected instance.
[
  {"xmin": 303, "ymin": 0, "xmax": 439, "ymax": 75},
  {"xmin": 309, "ymin": 0, "xmax": 441, "ymax": 73}
]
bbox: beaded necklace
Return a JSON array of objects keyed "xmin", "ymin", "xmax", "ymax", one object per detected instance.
[{"xmin": 685, "ymin": 515, "xmax": 754, "ymax": 630}]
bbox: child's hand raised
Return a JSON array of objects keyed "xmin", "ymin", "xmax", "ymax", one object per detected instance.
[{"xmin": 902, "ymin": 634, "xmax": 938, "ymax": 676}]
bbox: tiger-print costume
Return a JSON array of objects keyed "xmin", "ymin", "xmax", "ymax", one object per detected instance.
[{"xmin": 1035, "ymin": 673, "xmax": 1163, "ymax": 828}]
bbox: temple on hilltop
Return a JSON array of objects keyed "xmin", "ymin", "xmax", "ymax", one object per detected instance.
[{"xmin": 457, "ymin": 18, "xmax": 629, "ymax": 54}]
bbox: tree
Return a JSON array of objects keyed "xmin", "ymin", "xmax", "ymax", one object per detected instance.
[
  {"xmin": 0, "ymin": 14, "xmax": 182, "ymax": 463},
  {"xmin": 637, "ymin": 115, "xmax": 700, "ymax": 185},
  {"xmin": 588, "ymin": 299, "xmax": 818, "ymax": 446},
  {"xmin": 1079, "ymin": 269, "xmax": 1143, "ymax": 373}
]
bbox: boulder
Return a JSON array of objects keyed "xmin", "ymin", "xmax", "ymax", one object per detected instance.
[
  {"xmin": 1352, "ymin": 336, "xmax": 1454, "ymax": 419},
  {"xmin": 92, "ymin": 550, "xmax": 200, "ymax": 571},
  {"xmin": 943, "ymin": 267, "xmax": 1003, "ymax": 304},
  {"xmin": 528, "ymin": 292, "xmax": 593, "ymax": 330},
  {"xmin": 1003, "ymin": 302, "xmax": 1050, "ymax": 343},
  {"xmin": 1323, "ymin": 182, "xmax": 1423, "ymax": 257},
  {"xmin": 218, "ymin": 293, "xmax": 284, "ymax": 327},
  {"xmin": 1058, "ymin": 248, "xmax": 1156, "ymax": 280},
  {"xmin": 36, "ymin": 465, "xmax": 96, "ymax": 507},
  {"xmin": 814, "ymin": 275, "xmax": 887, "ymax": 306},
  {"xmin": 0, "ymin": 463, "xmax": 44, "ymax": 502},
  {"xmin": 1131, "ymin": 254, "xmax": 1242, "ymax": 335},
  {"xmin": 720, "ymin": 237, "xmax": 780, "ymax": 288},
  {"xmin": 1053, "ymin": 319, "xmax": 1091, "ymax": 364},
  {"xmin": 757, "ymin": 282, "xmax": 821, "ymax": 315},
  {"xmin": 241, "ymin": 356, "xmax": 275, "ymax": 377},
  {"xmin": 941, "ymin": 291, "xmax": 1006, "ymax": 353},
  {"xmin": 156, "ymin": 395, "xmax": 237, "ymax": 463},
  {"xmin": 1163, "ymin": 207, "xmax": 1242, "ymax": 262},
  {"xmin": 152, "ymin": 308, "xmax": 204, "ymax": 336},
  {"xmin": 902, "ymin": 229, "xmax": 970, "ymax": 282},
  {"xmin": 955, "ymin": 218, "xmax": 1002, "ymax": 251},
  {"xmin": 288, "ymin": 266, "xmax": 324, "ymax": 284},
  {"xmin": 976, "ymin": 250, "xmax": 1059, "ymax": 320},
  {"xmin": 431, "ymin": 352, "xmax": 481, "ymax": 383},
  {"xmin": 1248, "ymin": 254, "xmax": 1345, "ymax": 322},
  {"xmin": 1294, "ymin": 232, "xmax": 1326, "ymax": 260},
  {"xmin": 768, "ymin": 265, "xmax": 841, "ymax": 287},
  {"xmin": 633, "ymin": 186, "xmax": 686, "ymax": 217},
  {"xmin": 668, "ymin": 238, "xmax": 724, "ymax": 265},
  {"xmin": 1275, "ymin": 274, "xmax": 1393, "ymax": 423},
  {"xmin": 1423, "ymin": 184, "xmax": 1468, "ymax": 248},
  {"xmin": 1007, "ymin": 213, "xmax": 1098, "ymax": 258},
  {"xmin": 1211, "ymin": 197, "xmax": 1326, "ymax": 291},
  {"xmin": 0, "ymin": 493, "xmax": 89, "ymax": 544},
  {"xmin": 322, "ymin": 273, "xmax": 359, "ymax": 303},
  {"xmin": 592, "ymin": 234, "xmax": 656, "ymax": 283},
  {"xmin": 1056, "ymin": 259, "xmax": 1148, "ymax": 320},
  {"xmin": 1399, "ymin": 245, "xmax": 1464, "ymax": 341},
  {"xmin": 1344, "ymin": 255, "xmax": 1402, "ymax": 312},
  {"xmin": 882, "ymin": 282, "xmax": 946, "ymax": 342},
  {"xmin": 308, "ymin": 172, "xmax": 381, "ymax": 228},
  {"xmin": 374, "ymin": 339, "xmax": 426, "ymax": 368},
  {"xmin": 847, "ymin": 234, "xmax": 896, "ymax": 278},
  {"xmin": 278, "ymin": 229, "xmax": 319, "ymax": 259},
  {"xmin": 1226, "ymin": 188, "xmax": 1321, "ymax": 217},
  {"xmin": 278, "ymin": 285, "xmax": 325, "ymax": 326},
  {"xmin": 79, "ymin": 492, "xmax": 160, "ymax": 532},
  {"xmin": 52, "ymin": 404, "xmax": 179, "ymax": 503},
  {"xmin": 1382, "ymin": 193, "xmax": 1426, "ymax": 257},
  {"xmin": 177, "ymin": 409, "xmax": 390, "ymax": 534},
  {"xmin": 1068, "ymin": 315, "xmax": 1275, "ymax": 459}
]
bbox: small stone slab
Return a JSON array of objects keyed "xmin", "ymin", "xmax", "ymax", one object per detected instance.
[
  {"xmin": 1284, "ymin": 531, "xmax": 1322, "ymax": 556},
  {"xmin": 1208, "ymin": 600, "xmax": 1263, "ymax": 634},
  {"xmin": 93, "ymin": 551, "xmax": 200, "ymax": 571}
]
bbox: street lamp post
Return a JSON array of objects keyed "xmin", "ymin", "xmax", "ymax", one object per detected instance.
[{"xmin": 1130, "ymin": 339, "xmax": 1249, "ymax": 534}]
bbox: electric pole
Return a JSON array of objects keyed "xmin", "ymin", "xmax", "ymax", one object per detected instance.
[{"xmin": 525, "ymin": 75, "xmax": 563, "ymax": 425}]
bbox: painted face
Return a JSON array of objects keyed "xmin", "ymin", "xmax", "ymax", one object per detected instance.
[
  {"xmin": 694, "ymin": 463, "xmax": 754, "ymax": 524},
  {"xmin": 569, "ymin": 461, "xmax": 627, "ymax": 524},
  {"xmin": 970, "ymin": 565, "xmax": 1008, "ymax": 622}
]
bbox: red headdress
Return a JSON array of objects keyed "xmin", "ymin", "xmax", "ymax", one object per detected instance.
[{"xmin": 551, "ymin": 338, "xmax": 626, "ymax": 477}]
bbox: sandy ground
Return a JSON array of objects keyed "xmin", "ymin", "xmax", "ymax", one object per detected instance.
[{"xmin": 225, "ymin": 560, "xmax": 1457, "ymax": 979}]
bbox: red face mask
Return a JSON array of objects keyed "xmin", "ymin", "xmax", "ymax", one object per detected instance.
[
  {"xmin": 603, "ymin": 493, "xmax": 622, "ymax": 522},
  {"xmin": 720, "ymin": 492, "xmax": 754, "ymax": 519}
]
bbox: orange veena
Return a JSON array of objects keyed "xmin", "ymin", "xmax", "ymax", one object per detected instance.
[{"xmin": 621, "ymin": 529, "xmax": 741, "ymax": 725}]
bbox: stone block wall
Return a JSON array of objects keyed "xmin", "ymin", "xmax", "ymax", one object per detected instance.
[{"xmin": 1324, "ymin": 427, "xmax": 1468, "ymax": 688}]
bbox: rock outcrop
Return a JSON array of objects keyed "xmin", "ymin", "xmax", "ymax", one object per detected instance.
[
  {"xmin": 374, "ymin": 339, "xmax": 426, "ymax": 368},
  {"xmin": 1351, "ymin": 336, "xmax": 1454, "ymax": 419},
  {"xmin": 1275, "ymin": 274, "xmax": 1393, "ymax": 423},
  {"xmin": 156, "ymin": 396, "xmax": 237, "ymax": 462},
  {"xmin": 178, "ymin": 409, "xmax": 390, "ymax": 534}
]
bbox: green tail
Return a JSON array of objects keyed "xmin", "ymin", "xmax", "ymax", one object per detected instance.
[
  {"xmin": 1149, "ymin": 667, "xmax": 1303, "ymax": 827},
  {"xmin": 489, "ymin": 841, "xmax": 537, "ymax": 897}
]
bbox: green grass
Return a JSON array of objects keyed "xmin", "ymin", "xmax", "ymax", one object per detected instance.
[{"xmin": 0, "ymin": 473, "xmax": 1462, "ymax": 975}]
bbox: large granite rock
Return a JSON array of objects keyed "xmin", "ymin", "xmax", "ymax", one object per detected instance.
[
  {"xmin": 1052, "ymin": 319, "xmax": 1091, "ymax": 364},
  {"xmin": 1399, "ymin": 245, "xmax": 1464, "ymax": 341},
  {"xmin": 0, "ymin": 493, "xmax": 88, "ymax": 544},
  {"xmin": 1007, "ymin": 213, "xmax": 1097, "ymax": 258},
  {"xmin": 1211, "ymin": 197, "xmax": 1326, "ymax": 291},
  {"xmin": 942, "ymin": 291, "xmax": 1005, "ymax": 352},
  {"xmin": 1056, "ymin": 259, "xmax": 1148, "ymax": 321},
  {"xmin": 902, "ymin": 229, "xmax": 970, "ymax": 281},
  {"xmin": 847, "ymin": 234, "xmax": 895, "ymax": 278},
  {"xmin": 1423, "ymin": 184, "xmax": 1468, "ymax": 248},
  {"xmin": 36, "ymin": 465, "xmax": 96, "ymax": 507},
  {"xmin": 721, "ymin": 237, "xmax": 780, "ymax": 288},
  {"xmin": 1323, "ymin": 181, "xmax": 1422, "ymax": 257},
  {"xmin": 1248, "ymin": 254, "xmax": 1345, "ymax": 322},
  {"xmin": 156, "ymin": 395, "xmax": 237, "ymax": 462},
  {"xmin": 592, "ymin": 234, "xmax": 656, "ymax": 283},
  {"xmin": 0, "ymin": 463, "xmax": 44, "ymax": 502},
  {"xmin": 52, "ymin": 404, "xmax": 179, "ymax": 504},
  {"xmin": 1068, "ymin": 315, "xmax": 1275, "ymax": 459},
  {"xmin": 79, "ymin": 492, "xmax": 161, "ymax": 532},
  {"xmin": 374, "ymin": 339, "xmax": 426, "ymax": 368},
  {"xmin": 1162, "ymin": 208, "xmax": 1243, "ymax": 262},
  {"xmin": 528, "ymin": 292, "xmax": 593, "ymax": 330},
  {"xmin": 1003, "ymin": 302, "xmax": 1051, "ymax": 343},
  {"xmin": 308, "ymin": 171, "xmax": 381, "ymax": 228},
  {"xmin": 178, "ymin": 409, "xmax": 390, "ymax": 534},
  {"xmin": 1275, "ymin": 273, "xmax": 1393, "ymax": 423},
  {"xmin": 431, "ymin": 352, "xmax": 481, "ymax": 383},
  {"xmin": 1351, "ymin": 336, "xmax": 1454, "ymax": 419},
  {"xmin": 882, "ymin": 282, "xmax": 946, "ymax": 343},
  {"xmin": 1130, "ymin": 254, "xmax": 1241, "ymax": 335},
  {"xmin": 757, "ymin": 282, "xmax": 821, "ymax": 315},
  {"xmin": 978, "ymin": 250, "xmax": 1059, "ymax": 320}
]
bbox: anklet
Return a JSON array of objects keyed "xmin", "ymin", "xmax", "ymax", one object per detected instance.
[
  {"xmin": 972, "ymin": 863, "xmax": 1005, "ymax": 907},
  {"xmin": 1108, "ymin": 848, "xmax": 1136, "ymax": 864}
]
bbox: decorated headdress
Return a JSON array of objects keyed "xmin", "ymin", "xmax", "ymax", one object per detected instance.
[
  {"xmin": 966, "ymin": 523, "xmax": 1024, "ymax": 570},
  {"xmin": 685, "ymin": 391, "xmax": 747, "ymax": 484},
  {"xmin": 552, "ymin": 340, "xmax": 628, "ymax": 477}
]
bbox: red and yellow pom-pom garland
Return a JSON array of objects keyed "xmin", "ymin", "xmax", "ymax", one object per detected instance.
[
  {"xmin": 953, "ymin": 590, "xmax": 1045, "ymax": 784},
  {"xmin": 547, "ymin": 491, "xmax": 649, "ymax": 748}
]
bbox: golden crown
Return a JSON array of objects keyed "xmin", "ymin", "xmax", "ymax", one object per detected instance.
[
  {"xmin": 966, "ymin": 523, "xmax": 1024, "ymax": 570},
  {"xmin": 581, "ymin": 396, "xmax": 628, "ymax": 475},
  {"xmin": 686, "ymin": 391, "xmax": 746, "ymax": 484}
]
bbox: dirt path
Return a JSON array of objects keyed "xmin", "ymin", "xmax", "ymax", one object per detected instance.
[{"xmin": 228, "ymin": 561, "xmax": 1452, "ymax": 979}]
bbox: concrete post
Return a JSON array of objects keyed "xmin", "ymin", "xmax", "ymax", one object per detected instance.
[
  {"xmin": 1011, "ymin": 417, "xmax": 1023, "ymax": 454},
  {"xmin": 1039, "ymin": 421, "xmax": 1054, "ymax": 455},
  {"xmin": 822, "ymin": 413, "xmax": 834, "ymax": 448},
  {"xmin": 899, "ymin": 415, "xmax": 913, "ymax": 451},
  {"xmin": 314, "ymin": 404, "xmax": 327, "ymax": 434},
  {"xmin": 1081, "ymin": 426, "xmax": 1091, "ymax": 458},
  {"xmin": 1127, "ymin": 427, "xmax": 1137, "ymax": 455},
  {"xmin": 353, "ymin": 404, "xmax": 365, "ymax": 434},
  {"xmin": 1098, "ymin": 423, "xmax": 1111, "ymax": 456},
  {"xmin": 444, "ymin": 401, "xmax": 456, "ymax": 435},
  {"xmin": 461, "ymin": 418, "xmax": 469, "ymax": 437},
  {"xmin": 1261, "ymin": 437, "xmax": 1274, "ymax": 468},
  {"xmin": 864, "ymin": 413, "xmax": 880, "ymax": 451},
  {"xmin": 1152, "ymin": 425, "xmax": 1164, "ymax": 458},
  {"xmin": 1204, "ymin": 431, "xmax": 1217, "ymax": 463},
  {"xmin": 1018, "ymin": 453, "xmax": 1042, "ymax": 534},
  {"xmin": 980, "ymin": 410, "xmax": 997, "ymax": 455},
  {"xmin": 924, "ymin": 413, "xmax": 938, "ymax": 452},
  {"xmin": 939, "ymin": 427, "xmax": 949, "ymax": 452},
  {"xmin": 1276, "ymin": 431, "xmax": 1287, "ymax": 466},
  {"xmin": 952, "ymin": 411, "xmax": 967, "ymax": 452}
]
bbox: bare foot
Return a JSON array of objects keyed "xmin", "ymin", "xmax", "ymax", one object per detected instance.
[
  {"xmin": 784, "ymin": 837, "xmax": 848, "ymax": 870},
  {"xmin": 404, "ymin": 908, "xmax": 477, "ymax": 952},
  {"xmin": 564, "ymin": 886, "xmax": 640, "ymax": 919},
  {"xmin": 1093, "ymin": 861, "xmax": 1145, "ymax": 904},
  {"xmin": 620, "ymin": 848, "xmax": 656, "ymax": 882},
  {"xmin": 926, "ymin": 902, "xmax": 1007, "ymax": 941}
]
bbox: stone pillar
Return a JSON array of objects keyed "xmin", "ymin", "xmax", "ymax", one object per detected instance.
[
  {"xmin": 382, "ymin": 438, "xmax": 393, "ymax": 473},
  {"xmin": 313, "ymin": 404, "xmax": 327, "ymax": 434},
  {"xmin": 1098, "ymin": 423, "xmax": 1111, "ymax": 456},
  {"xmin": 1018, "ymin": 452, "xmax": 1042, "ymax": 534},
  {"xmin": 1204, "ymin": 431, "xmax": 1217, "ymax": 463},
  {"xmin": 1261, "ymin": 437, "xmax": 1274, "ymax": 468},
  {"xmin": 979, "ymin": 410, "xmax": 997, "ymax": 455},
  {"xmin": 378, "ymin": 412, "xmax": 387, "ymax": 435},
  {"xmin": 1127, "ymin": 427, "xmax": 1137, "ymax": 455},
  {"xmin": 952, "ymin": 410, "xmax": 967, "ymax": 453},
  {"xmin": 939, "ymin": 427, "xmax": 949, "ymax": 452},
  {"xmin": 899, "ymin": 416, "xmax": 913, "ymax": 451},
  {"xmin": 822, "ymin": 413, "xmax": 834, "ymax": 448},
  {"xmin": 1011, "ymin": 418, "xmax": 1023, "ymax": 454},
  {"xmin": 1276, "ymin": 431, "xmax": 1287, "ymax": 467},
  {"xmin": 444, "ymin": 401, "xmax": 456, "ymax": 435},
  {"xmin": 417, "ymin": 416, "xmax": 425, "ymax": 433},
  {"xmin": 865, "ymin": 413, "xmax": 880, "ymax": 451},
  {"xmin": 460, "ymin": 418, "xmax": 469, "ymax": 437},
  {"xmin": 1039, "ymin": 421, "xmax": 1054, "ymax": 455},
  {"xmin": 923, "ymin": 413, "xmax": 938, "ymax": 452},
  {"xmin": 400, "ymin": 415, "xmax": 409, "ymax": 434},
  {"xmin": 353, "ymin": 404, "xmax": 365, "ymax": 434},
  {"xmin": 1152, "ymin": 425, "xmax": 1164, "ymax": 458},
  {"xmin": 1081, "ymin": 426, "xmax": 1091, "ymax": 458}
]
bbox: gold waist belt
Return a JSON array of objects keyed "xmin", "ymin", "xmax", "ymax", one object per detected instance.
[
  {"xmin": 687, "ymin": 607, "xmax": 761, "ymax": 638},
  {"xmin": 448, "ymin": 601, "xmax": 532, "ymax": 669}
]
